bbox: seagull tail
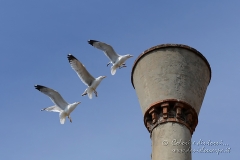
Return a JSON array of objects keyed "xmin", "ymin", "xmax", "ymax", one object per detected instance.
[
  {"xmin": 59, "ymin": 112, "xmax": 66, "ymax": 124},
  {"xmin": 111, "ymin": 65, "xmax": 117, "ymax": 75},
  {"xmin": 87, "ymin": 87, "xmax": 93, "ymax": 99}
]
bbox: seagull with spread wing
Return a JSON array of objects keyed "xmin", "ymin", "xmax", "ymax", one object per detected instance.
[
  {"xmin": 35, "ymin": 85, "xmax": 80, "ymax": 124},
  {"xmin": 88, "ymin": 40, "xmax": 133, "ymax": 75},
  {"xmin": 67, "ymin": 54, "xmax": 106, "ymax": 99}
]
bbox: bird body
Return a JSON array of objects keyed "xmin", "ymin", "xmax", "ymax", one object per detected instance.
[
  {"xmin": 81, "ymin": 76, "xmax": 106, "ymax": 97},
  {"xmin": 58, "ymin": 102, "xmax": 80, "ymax": 124},
  {"xmin": 35, "ymin": 85, "xmax": 80, "ymax": 124},
  {"xmin": 88, "ymin": 40, "xmax": 133, "ymax": 75},
  {"xmin": 111, "ymin": 55, "xmax": 133, "ymax": 75},
  {"xmin": 67, "ymin": 54, "xmax": 106, "ymax": 99}
]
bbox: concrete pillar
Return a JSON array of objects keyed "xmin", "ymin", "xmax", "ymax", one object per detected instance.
[{"xmin": 131, "ymin": 44, "xmax": 211, "ymax": 160}]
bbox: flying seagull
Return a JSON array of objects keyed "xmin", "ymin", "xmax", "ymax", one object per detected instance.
[
  {"xmin": 67, "ymin": 54, "xmax": 106, "ymax": 99},
  {"xmin": 35, "ymin": 85, "xmax": 80, "ymax": 124},
  {"xmin": 88, "ymin": 40, "xmax": 133, "ymax": 75}
]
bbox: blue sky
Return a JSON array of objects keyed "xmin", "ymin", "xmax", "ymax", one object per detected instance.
[{"xmin": 0, "ymin": 0, "xmax": 239, "ymax": 159}]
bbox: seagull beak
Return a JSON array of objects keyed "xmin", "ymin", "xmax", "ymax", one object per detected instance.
[
  {"xmin": 129, "ymin": 55, "xmax": 133, "ymax": 57},
  {"xmin": 103, "ymin": 76, "xmax": 107, "ymax": 78}
]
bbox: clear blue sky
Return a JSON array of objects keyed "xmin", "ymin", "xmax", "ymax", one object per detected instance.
[{"xmin": 1, "ymin": 0, "xmax": 239, "ymax": 159}]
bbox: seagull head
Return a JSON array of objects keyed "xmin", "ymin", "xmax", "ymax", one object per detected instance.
[
  {"xmin": 69, "ymin": 102, "xmax": 81, "ymax": 114},
  {"xmin": 127, "ymin": 54, "xmax": 133, "ymax": 58},
  {"xmin": 121, "ymin": 54, "xmax": 133, "ymax": 61},
  {"xmin": 96, "ymin": 76, "xmax": 106, "ymax": 82},
  {"xmin": 124, "ymin": 54, "xmax": 133, "ymax": 59},
  {"xmin": 100, "ymin": 76, "xmax": 107, "ymax": 79},
  {"xmin": 72, "ymin": 102, "xmax": 81, "ymax": 108}
]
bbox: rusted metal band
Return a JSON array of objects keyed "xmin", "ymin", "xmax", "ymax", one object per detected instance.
[
  {"xmin": 131, "ymin": 44, "xmax": 212, "ymax": 89},
  {"xmin": 143, "ymin": 99, "xmax": 198, "ymax": 136}
]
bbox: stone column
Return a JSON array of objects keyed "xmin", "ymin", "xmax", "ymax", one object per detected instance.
[{"xmin": 131, "ymin": 44, "xmax": 211, "ymax": 160}]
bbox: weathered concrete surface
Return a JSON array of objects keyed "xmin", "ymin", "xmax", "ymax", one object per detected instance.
[
  {"xmin": 132, "ymin": 46, "xmax": 211, "ymax": 115},
  {"xmin": 151, "ymin": 122, "xmax": 192, "ymax": 160},
  {"xmin": 132, "ymin": 44, "xmax": 211, "ymax": 160}
]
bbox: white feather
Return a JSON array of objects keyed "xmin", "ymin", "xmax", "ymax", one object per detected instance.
[
  {"xmin": 35, "ymin": 85, "xmax": 80, "ymax": 124},
  {"xmin": 88, "ymin": 40, "xmax": 133, "ymax": 75},
  {"xmin": 68, "ymin": 54, "xmax": 106, "ymax": 99}
]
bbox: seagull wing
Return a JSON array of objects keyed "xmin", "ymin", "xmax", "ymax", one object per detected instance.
[
  {"xmin": 88, "ymin": 40, "xmax": 119, "ymax": 63},
  {"xmin": 41, "ymin": 105, "xmax": 62, "ymax": 112},
  {"xmin": 67, "ymin": 54, "xmax": 95, "ymax": 86},
  {"xmin": 35, "ymin": 85, "xmax": 69, "ymax": 110}
]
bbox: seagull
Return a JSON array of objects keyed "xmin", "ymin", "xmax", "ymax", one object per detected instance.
[
  {"xmin": 67, "ymin": 54, "xmax": 106, "ymax": 99},
  {"xmin": 35, "ymin": 85, "xmax": 80, "ymax": 124},
  {"xmin": 88, "ymin": 40, "xmax": 133, "ymax": 75}
]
